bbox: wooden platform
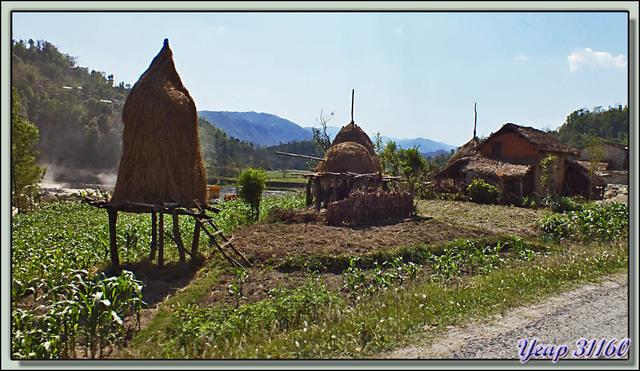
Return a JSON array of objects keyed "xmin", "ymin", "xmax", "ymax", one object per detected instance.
[{"xmin": 84, "ymin": 199, "xmax": 251, "ymax": 272}]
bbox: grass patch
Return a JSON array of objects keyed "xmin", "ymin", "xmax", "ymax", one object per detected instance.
[{"xmin": 124, "ymin": 238, "xmax": 627, "ymax": 359}]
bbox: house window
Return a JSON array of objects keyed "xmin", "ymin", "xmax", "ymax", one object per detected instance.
[{"xmin": 492, "ymin": 142, "xmax": 503, "ymax": 156}]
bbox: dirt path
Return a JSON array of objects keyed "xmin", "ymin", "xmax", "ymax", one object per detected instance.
[{"xmin": 383, "ymin": 272, "xmax": 630, "ymax": 362}]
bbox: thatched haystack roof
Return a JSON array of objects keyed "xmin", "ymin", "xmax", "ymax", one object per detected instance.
[
  {"xmin": 463, "ymin": 157, "xmax": 531, "ymax": 179},
  {"xmin": 566, "ymin": 160, "xmax": 607, "ymax": 187},
  {"xmin": 314, "ymin": 141, "xmax": 382, "ymax": 174},
  {"xmin": 448, "ymin": 137, "xmax": 481, "ymax": 165},
  {"xmin": 576, "ymin": 160, "xmax": 609, "ymax": 173},
  {"xmin": 484, "ymin": 123, "xmax": 579, "ymax": 155},
  {"xmin": 436, "ymin": 156, "xmax": 531, "ymax": 180},
  {"xmin": 331, "ymin": 121, "xmax": 379, "ymax": 159},
  {"xmin": 111, "ymin": 39, "xmax": 207, "ymax": 207}
]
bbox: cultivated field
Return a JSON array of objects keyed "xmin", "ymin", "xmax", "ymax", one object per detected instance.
[{"xmin": 10, "ymin": 194, "xmax": 629, "ymax": 359}]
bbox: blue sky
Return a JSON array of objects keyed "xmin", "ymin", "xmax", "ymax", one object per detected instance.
[{"xmin": 8, "ymin": 4, "xmax": 631, "ymax": 147}]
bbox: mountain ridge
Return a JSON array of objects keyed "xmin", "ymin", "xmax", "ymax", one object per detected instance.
[{"xmin": 198, "ymin": 110, "xmax": 456, "ymax": 156}]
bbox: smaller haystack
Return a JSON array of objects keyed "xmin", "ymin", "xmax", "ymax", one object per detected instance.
[
  {"xmin": 314, "ymin": 141, "xmax": 381, "ymax": 174},
  {"xmin": 315, "ymin": 121, "xmax": 382, "ymax": 174},
  {"xmin": 331, "ymin": 121, "xmax": 379, "ymax": 160},
  {"xmin": 111, "ymin": 39, "xmax": 207, "ymax": 207}
]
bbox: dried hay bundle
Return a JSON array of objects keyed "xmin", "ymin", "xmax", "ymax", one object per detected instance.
[
  {"xmin": 267, "ymin": 207, "xmax": 324, "ymax": 224},
  {"xmin": 111, "ymin": 39, "xmax": 207, "ymax": 207},
  {"xmin": 314, "ymin": 141, "xmax": 382, "ymax": 174},
  {"xmin": 326, "ymin": 190, "xmax": 414, "ymax": 226},
  {"xmin": 331, "ymin": 121, "xmax": 379, "ymax": 159}
]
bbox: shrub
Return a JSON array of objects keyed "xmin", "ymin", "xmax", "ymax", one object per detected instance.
[
  {"xmin": 466, "ymin": 178, "xmax": 500, "ymax": 205},
  {"xmin": 544, "ymin": 194, "xmax": 584, "ymax": 213},
  {"xmin": 520, "ymin": 195, "xmax": 538, "ymax": 209},
  {"xmin": 235, "ymin": 168, "xmax": 267, "ymax": 219}
]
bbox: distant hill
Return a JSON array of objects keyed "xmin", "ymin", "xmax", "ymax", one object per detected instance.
[
  {"xmin": 198, "ymin": 111, "xmax": 313, "ymax": 147},
  {"xmin": 302, "ymin": 126, "xmax": 456, "ymax": 157},
  {"xmin": 198, "ymin": 111, "xmax": 457, "ymax": 156},
  {"xmin": 382, "ymin": 136, "xmax": 456, "ymax": 158}
]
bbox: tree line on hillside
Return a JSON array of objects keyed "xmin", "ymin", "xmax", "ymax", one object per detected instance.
[
  {"xmin": 11, "ymin": 39, "xmax": 319, "ymax": 184},
  {"xmin": 549, "ymin": 105, "xmax": 628, "ymax": 148},
  {"xmin": 11, "ymin": 39, "xmax": 629, "ymax": 193}
]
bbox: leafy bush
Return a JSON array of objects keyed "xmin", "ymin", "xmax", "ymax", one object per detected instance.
[
  {"xmin": 544, "ymin": 194, "xmax": 584, "ymax": 213},
  {"xmin": 519, "ymin": 195, "xmax": 538, "ymax": 209},
  {"xmin": 236, "ymin": 168, "xmax": 267, "ymax": 219},
  {"xmin": 466, "ymin": 178, "xmax": 500, "ymax": 205}
]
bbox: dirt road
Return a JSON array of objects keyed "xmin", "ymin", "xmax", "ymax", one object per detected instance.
[{"xmin": 384, "ymin": 272, "xmax": 632, "ymax": 363}]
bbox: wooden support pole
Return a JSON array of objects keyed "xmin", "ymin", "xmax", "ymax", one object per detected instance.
[
  {"xmin": 305, "ymin": 179, "xmax": 313, "ymax": 206},
  {"xmin": 314, "ymin": 178, "xmax": 322, "ymax": 210},
  {"xmin": 172, "ymin": 211, "xmax": 186, "ymax": 263},
  {"xmin": 149, "ymin": 212, "xmax": 157, "ymax": 261},
  {"xmin": 107, "ymin": 209, "xmax": 120, "ymax": 272},
  {"xmin": 332, "ymin": 177, "xmax": 339, "ymax": 203},
  {"xmin": 158, "ymin": 211, "xmax": 164, "ymax": 267},
  {"xmin": 191, "ymin": 221, "xmax": 201, "ymax": 258}
]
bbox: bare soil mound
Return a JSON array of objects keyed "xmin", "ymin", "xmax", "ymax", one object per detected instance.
[{"xmin": 233, "ymin": 216, "xmax": 487, "ymax": 265}]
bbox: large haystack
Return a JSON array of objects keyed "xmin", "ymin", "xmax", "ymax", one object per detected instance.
[
  {"xmin": 111, "ymin": 39, "xmax": 207, "ymax": 207},
  {"xmin": 314, "ymin": 142, "xmax": 382, "ymax": 174}
]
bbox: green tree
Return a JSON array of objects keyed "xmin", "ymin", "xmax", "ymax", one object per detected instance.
[
  {"xmin": 380, "ymin": 140, "xmax": 403, "ymax": 176},
  {"xmin": 236, "ymin": 168, "xmax": 267, "ymax": 219},
  {"xmin": 11, "ymin": 88, "xmax": 46, "ymax": 213},
  {"xmin": 401, "ymin": 147, "xmax": 429, "ymax": 197}
]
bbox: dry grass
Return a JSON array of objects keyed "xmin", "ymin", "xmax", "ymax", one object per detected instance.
[{"xmin": 416, "ymin": 199, "xmax": 550, "ymax": 237}]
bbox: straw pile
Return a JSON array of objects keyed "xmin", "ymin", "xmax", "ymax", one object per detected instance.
[
  {"xmin": 111, "ymin": 39, "xmax": 207, "ymax": 207},
  {"xmin": 331, "ymin": 121, "xmax": 379, "ymax": 159},
  {"xmin": 314, "ymin": 141, "xmax": 381, "ymax": 174}
]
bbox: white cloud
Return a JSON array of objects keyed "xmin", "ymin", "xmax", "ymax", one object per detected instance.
[
  {"xmin": 515, "ymin": 53, "xmax": 529, "ymax": 62},
  {"xmin": 568, "ymin": 48, "xmax": 627, "ymax": 72},
  {"xmin": 395, "ymin": 25, "xmax": 403, "ymax": 34}
]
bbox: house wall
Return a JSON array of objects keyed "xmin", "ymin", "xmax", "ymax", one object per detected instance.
[
  {"xmin": 531, "ymin": 153, "xmax": 568, "ymax": 195},
  {"xmin": 579, "ymin": 144, "xmax": 628, "ymax": 170},
  {"xmin": 479, "ymin": 133, "xmax": 539, "ymax": 159}
]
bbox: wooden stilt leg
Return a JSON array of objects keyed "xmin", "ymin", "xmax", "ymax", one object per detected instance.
[
  {"xmin": 191, "ymin": 221, "xmax": 201, "ymax": 258},
  {"xmin": 172, "ymin": 211, "xmax": 186, "ymax": 263},
  {"xmin": 107, "ymin": 209, "xmax": 120, "ymax": 273},
  {"xmin": 306, "ymin": 179, "xmax": 312, "ymax": 206},
  {"xmin": 149, "ymin": 212, "xmax": 157, "ymax": 261},
  {"xmin": 314, "ymin": 178, "xmax": 322, "ymax": 210},
  {"xmin": 158, "ymin": 211, "xmax": 164, "ymax": 267}
]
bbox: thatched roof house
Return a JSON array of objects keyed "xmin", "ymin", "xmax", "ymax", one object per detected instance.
[
  {"xmin": 435, "ymin": 122, "xmax": 604, "ymax": 201},
  {"xmin": 478, "ymin": 123, "xmax": 579, "ymax": 159},
  {"xmin": 111, "ymin": 39, "xmax": 207, "ymax": 207}
]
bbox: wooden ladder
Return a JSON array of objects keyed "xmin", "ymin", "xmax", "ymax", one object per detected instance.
[{"xmin": 193, "ymin": 213, "xmax": 252, "ymax": 269}]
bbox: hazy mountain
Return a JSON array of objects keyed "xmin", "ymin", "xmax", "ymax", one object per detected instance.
[
  {"xmin": 198, "ymin": 111, "xmax": 313, "ymax": 147},
  {"xmin": 302, "ymin": 126, "xmax": 456, "ymax": 157},
  {"xmin": 198, "ymin": 110, "xmax": 456, "ymax": 156}
]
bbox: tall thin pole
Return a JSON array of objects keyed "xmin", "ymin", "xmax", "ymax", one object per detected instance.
[
  {"xmin": 351, "ymin": 89, "xmax": 355, "ymax": 123},
  {"xmin": 473, "ymin": 102, "xmax": 477, "ymax": 139}
]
